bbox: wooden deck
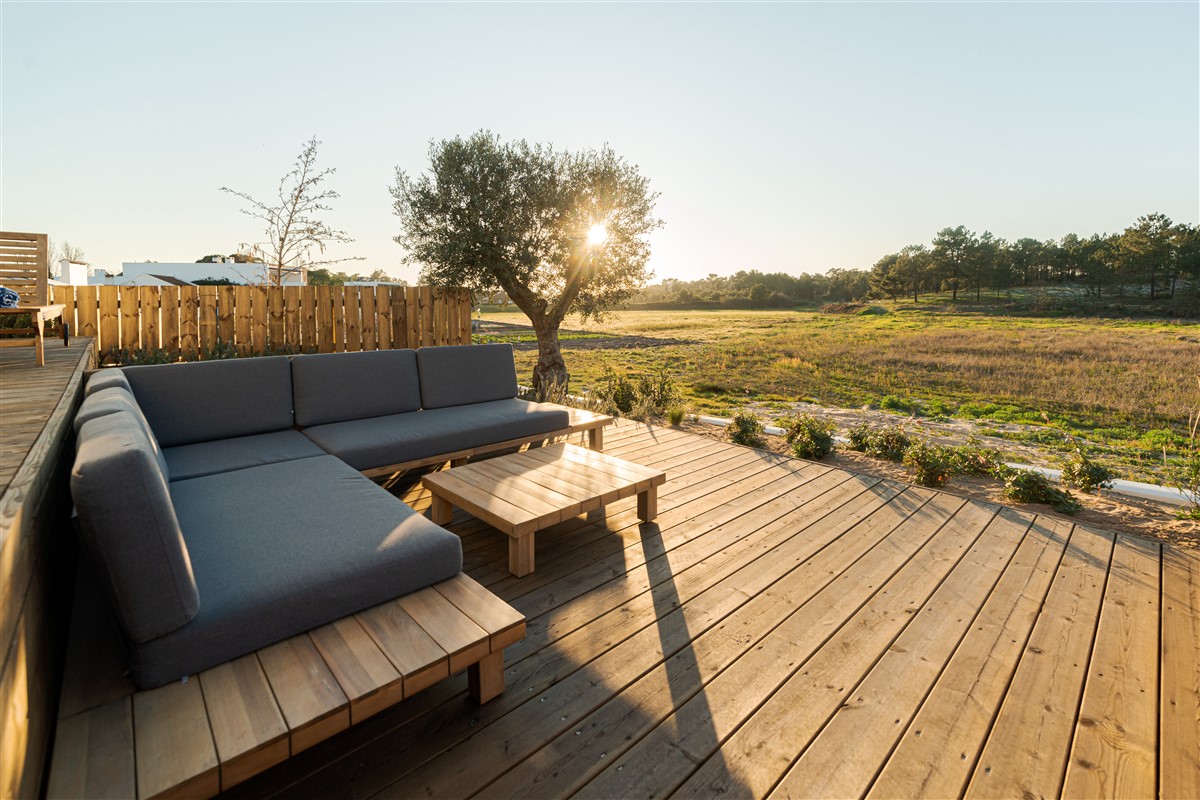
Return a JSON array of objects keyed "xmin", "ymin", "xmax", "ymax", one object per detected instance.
[{"xmin": 216, "ymin": 420, "xmax": 1200, "ymax": 800}]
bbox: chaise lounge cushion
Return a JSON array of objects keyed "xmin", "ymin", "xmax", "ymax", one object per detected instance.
[
  {"xmin": 416, "ymin": 343, "xmax": 520, "ymax": 409},
  {"xmin": 84, "ymin": 369, "xmax": 133, "ymax": 397},
  {"xmin": 123, "ymin": 356, "xmax": 295, "ymax": 446},
  {"xmin": 300, "ymin": 398, "xmax": 571, "ymax": 471},
  {"xmin": 128, "ymin": 455, "xmax": 463, "ymax": 687},
  {"xmin": 71, "ymin": 412, "xmax": 199, "ymax": 643},
  {"xmin": 74, "ymin": 387, "xmax": 169, "ymax": 478},
  {"xmin": 162, "ymin": 430, "xmax": 326, "ymax": 482},
  {"xmin": 291, "ymin": 349, "xmax": 422, "ymax": 427}
]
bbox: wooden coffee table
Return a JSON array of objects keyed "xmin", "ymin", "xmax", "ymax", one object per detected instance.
[{"xmin": 422, "ymin": 442, "xmax": 666, "ymax": 577}]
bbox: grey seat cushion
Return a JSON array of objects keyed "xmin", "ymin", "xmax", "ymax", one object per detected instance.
[
  {"xmin": 291, "ymin": 349, "xmax": 421, "ymax": 427},
  {"xmin": 416, "ymin": 343, "xmax": 520, "ymax": 409},
  {"xmin": 127, "ymin": 456, "xmax": 463, "ymax": 688},
  {"xmin": 123, "ymin": 356, "xmax": 295, "ymax": 446},
  {"xmin": 85, "ymin": 369, "xmax": 133, "ymax": 397},
  {"xmin": 71, "ymin": 412, "xmax": 199, "ymax": 643},
  {"xmin": 74, "ymin": 387, "xmax": 169, "ymax": 478},
  {"xmin": 162, "ymin": 430, "xmax": 326, "ymax": 481},
  {"xmin": 301, "ymin": 398, "xmax": 570, "ymax": 471}
]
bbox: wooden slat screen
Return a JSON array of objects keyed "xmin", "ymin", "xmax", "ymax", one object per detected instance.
[
  {"xmin": 0, "ymin": 231, "xmax": 49, "ymax": 305},
  {"xmin": 54, "ymin": 285, "xmax": 472, "ymax": 359}
]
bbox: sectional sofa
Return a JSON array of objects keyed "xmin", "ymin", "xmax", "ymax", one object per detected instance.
[{"xmin": 70, "ymin": 344, "xmax": 576, "ymax": 688}]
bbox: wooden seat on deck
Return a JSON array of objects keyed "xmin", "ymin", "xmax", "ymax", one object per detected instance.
[
  {"xmin": 0, "ymin": 231, "xmax": 66, "ymax": 366},
  {"xmin": 47, "ymin": 562, "xmax": 524, "ymax": 799}
]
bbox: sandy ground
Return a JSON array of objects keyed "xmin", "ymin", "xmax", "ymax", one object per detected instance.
[{"xmin": 674, "ymin": 420, "xmax": 1200, "ymax": 551}]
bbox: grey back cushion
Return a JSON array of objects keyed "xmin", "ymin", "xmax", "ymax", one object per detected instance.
[
  {"xmin": 291, "ymin": 350, "xmax": 422, "ymax": 427},
  {"xmin": 74, "ymin": 388, "xmax": 170, "ymax": 479},
  {"xmin": 85, "ymin": 369, "xmax": 133, "ymax": 397},
  {"xmin": 72, "ymin": 411, "xmax": 199, "ymax": 643},
  {"xmin": 416, "ymin": 343, "xmax": 519, "ymax": 409},
  {"xmin": 123, "ymin": 356, "xmax": 294, "ymax": 446}
]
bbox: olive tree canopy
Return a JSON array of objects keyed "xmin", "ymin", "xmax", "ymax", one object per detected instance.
[{"xmin": 391, "ymin": 131, "xmax": 661, "ymax": 393}]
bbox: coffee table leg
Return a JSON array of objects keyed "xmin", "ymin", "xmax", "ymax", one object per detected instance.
[
  {"xmin": 468, "ymin": 651, "xmax": 505, "ymax": 703},
  {"xmin": 431, "ymin": 494, "xmax": 453, "ymax": 525},
  {"xmin": 588, "ymin": 426, "xmax": 604, "ymax": 451},
  {"xmin": 509, "ymin": 534, "xmax": 535, "ymax": 577},
  {"xmin": 637, "ymin": 485, "xmax": 658, "ymax": 522}
]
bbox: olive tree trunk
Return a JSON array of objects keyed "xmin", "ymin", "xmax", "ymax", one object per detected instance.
[{"xmin": 530, "ymin": 319, "xmax": 568, "ymax": 398}]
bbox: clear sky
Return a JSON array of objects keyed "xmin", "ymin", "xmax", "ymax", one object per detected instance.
[{"xmin": 2, "ymin": 2, "xmax": 1197, "ymax": 283}]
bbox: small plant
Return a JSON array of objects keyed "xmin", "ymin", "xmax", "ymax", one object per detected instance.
[
  {"xmin": 846, "ymin": 424, "xmax": 909, "ymax": 461},
  {"xmin": 902, "ymin": 440, "xmax": 952, "ymax": 487},
  {"xmin": 667, "ymin": 407, "xmax": 686, "ymax": 426},
  {"xmin": 591, "ymin": 366, "xmax": 638, "ymax": 414},
  {"xmin": 781, "ymin": 414, "xmax": 835, "ymax": 460},
  {"xmin": 1060, "ymin": 448, "xmax": 1115, "ymax": 492},
  {"xmin": 1003, "ymin": 469, "xmax": 1082, "ymax": 514},
  {"xmin": 846, "ymin": 423, "xmax": 873, "ymax": 452},
  {"xmin": 1170, "ymin": 377, "xmax": 1200, "ymax": 520},
  {"xmin": 625, "ymin": 396, "xmax": 657, "ymax": 422},
  {"xmin": 727, "ymin": 410, "xmax": 766, "ymax": 448},
  {"xmin": 945, "ymin": 438, "xmax": 1007, "ymax": 477},
  {"xmin": 637, "ymin": 365, "xmax": 680, "ymax": 412}
]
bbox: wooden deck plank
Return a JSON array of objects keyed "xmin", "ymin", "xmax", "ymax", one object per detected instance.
[
  {"xmin": 1062, "ymin": 532, "xmax": 1160, "ymax": 798},
  {"xmin": 45, "ymin": 698, "xmax": 135, "ymax": 800},
  {"xmin": 257, "ymin": 636, "xmax": 349, "ymax": 755},
  {"xmin": 769, "ymin": 507, "xmax": 1037, "ymax": 800},
  {"xmin": 132, "ymin": 679, "xmax": 220, "ymax": 800},
  {"xmin": 198, "ymin": 655, "xmax": 289, "ymax": 790},
  {"xmin": 1159, "ymin": 546, "xmax": 1200, "ymax": 800},
  {"xmin": 867, "ymin": 516, "xmax": 1074, "ymax": 798},
  {"xmin": 965, "ymin": 523, "xmax": 1116, "ymax": 799}
]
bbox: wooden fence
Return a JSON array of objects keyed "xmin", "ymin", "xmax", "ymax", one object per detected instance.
[{"xmin": 50, "ymin": 285, "xmax": 473, "ymax": 358}]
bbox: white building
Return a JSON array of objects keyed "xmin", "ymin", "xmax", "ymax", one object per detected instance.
[{"xmin": 117, "ymin": 260, "xmax": 307, "ymax": 286}]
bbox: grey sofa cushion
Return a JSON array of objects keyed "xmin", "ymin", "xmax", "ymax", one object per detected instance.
[
  {"xmin": 127, "ymin": 456, "xmax": 463, "ymax": 687},
  {"xmin": 291, "ymin": 349, "xmax": 421, "ymax": 427},
  {"xmin": 123, "ymin": 356, "xmax": 294, "ymax": 446},
  {"xmin": 85, "ymin": 369, "xmax": 133, "ymax": 397},
  {"xmin": 163, "ymin": 430, "xmax": 326, "ymax": 481},
  {"xmin": 301, "ymin": 398, "xmax": 570, "ymax": 470},
  {"xmin": 416, "ymin": 343, "xmax": 520, "ymax": 409},
  {"xmin": 71, "ymin": 412, "xmax": 199, "ymax": 643},
  {"xmin": 74, "ymin": 388, "xmax": 169, "ymax": 478}
]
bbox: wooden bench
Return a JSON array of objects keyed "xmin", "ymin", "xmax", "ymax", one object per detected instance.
[
  {"xmin": 0, "ymin": 231, "xmax": 66, "ymax": 366},
  {"xmin": 47, "ymin": 565, "xmax": 524, "ymax": 799},
  {"xmin": 360, "ymin": 406, "xmax": 613, "ymax": 479},
  {"xmin": 423, "ymin": 442, "xmax": 667, "ymax": 577}
]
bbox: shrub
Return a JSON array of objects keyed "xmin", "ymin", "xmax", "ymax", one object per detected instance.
[
  {"xmin": 1003, "ymin": 470, "xmax": 1082, "ymax": 514},
  {"xmin": 879, "ymin": 395, "xmax": 919, "ymax": 415},
  {"xmin": 637, "ymin": 365, "xmax": 681, "ymax": 412},
  {"xmin": 903, "ymin": 440, "xmax": 952, "ymax": 487},
  {"xmin": 727, "ymin": 410, "xmax": 766, "ymax": 448},
  {"xmin": 781, "ymin": 414, "xmax": 835, "ymax": 460},
  {"xmin": 667, "ymin": 407, "xmax": 686, "ymax": 426},
  {"xmin": 846, "ymin": 424, "xmax": 909, "ymax": 461},
  {"xmin": 1060, "ymin": 449, "xmax": 1115, "ymax": 492},
  {"xmin": 846, "ymin": 423, "xmax": 872, "ymax": 452},
  {"xmin": 591, "ymin": 366, "xmax": 638, "ymax": 413},
  {"xmin": 626, "ymin": 396, "xmax": 657, "ymax": 422},
  {"xmin": 945, "ymin": 439, "xmax": 1007, "ymax": 477}
]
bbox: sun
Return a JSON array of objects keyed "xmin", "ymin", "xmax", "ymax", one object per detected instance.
[{"xmin": 586, "ymin": 223, "xmax": 609, "ymax": 246}]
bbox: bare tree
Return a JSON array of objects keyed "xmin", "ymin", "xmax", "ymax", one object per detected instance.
[{"xmin": 221, "ymin": 137, "xmax": 362, "ymax": 285}]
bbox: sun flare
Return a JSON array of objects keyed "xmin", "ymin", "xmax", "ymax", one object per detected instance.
[{"xmin": 586, "ymin": 223, "xmax": 609, "ymax": 246}]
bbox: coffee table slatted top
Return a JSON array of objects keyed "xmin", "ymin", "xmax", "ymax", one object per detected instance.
[{"xmin": 422, "ymin": 443, "xmax": 666, "ymax": 576}]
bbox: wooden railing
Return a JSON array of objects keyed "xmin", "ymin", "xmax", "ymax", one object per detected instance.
[{"xmin": 50, "ymin": 285, "xmax": 473, "ymax": 358}]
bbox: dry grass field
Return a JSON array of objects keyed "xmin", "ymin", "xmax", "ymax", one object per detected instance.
[{"xmin": 481, "ymin": 305, "xmax": 1199, "ymax": 485}]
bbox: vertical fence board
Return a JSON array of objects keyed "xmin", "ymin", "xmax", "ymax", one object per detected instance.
[
  {"xmin": 267, "ymin": 287, "xmax": 286, "ymax": 350},
  {"xmin": 179, "ymin": 287, "xmax": 199, "ymax": 358},
  {"xmin": 233, "ymin": 286, "xmax": 251, "ymax": 356},
  {"xmin": 420, "ymin": 285, "xmax": 434, "ymax": 346},
  {"xmin": 329, "ymin": 287, "xmax": 345, "ymax": 352},
  {"xmin": 461, "ymin": 289, "xmax": 473, "ymax": 343},
  {"xmin": 359, "ymin": 288, "xmax": 377, "ymax": 351},
  {"xmin": 52, "ymin": 286, "xmax": 75, "ymax": 336},
  {"xmin": 76, "ymin": 285, "xmax": 99, "ymax": 342},
  {"xmin": 301, "ymin": 288, "xmax": 317, "ymax": 352},
  {"xmin": 216, "ymin": 286, "xmax": 236, "ymax": 346},
  {"xmin": 138, "ymin": 287, "xmax": 159, "ymax": 350},
  {"xmin": 404, "ymin": 287, "xmax": 418, "ymax": 349},
  {"xmin": 316, "ymin": 286, "xmax": 333, "ymax": 353},
  {"xmin": 160, "ymin": 287, "xmax": 180, "ymax": 357},
  {"xmin": 99, "ymin": 286, "xmax": 119, "ymax": 354},
  {"xmin": 375, "ymin": 287, "xmax": 392, "ymax": 350},
  {"xmin": 250, "ymin": 287, "xmax": 268, "ymax": 353},
  {"xmin": 284, "ymin": 287, "xmax": 301, "ymax": 349},
  {"xmin": 119, "ymin": 287, "xmax": 139, "ymax": 350},
  {"xmin": 342, "ymin": 287, "xmax": 361, "ymax": 352},
  {"xmin": 447, "ymin": 291, "xmax": 460, "ymax": 345},
  {"xmin": 398, "ymin": 289, "xmax": 412, "ymax": 347},
  {"xmin": 198, "ymin": 286, "xmax": 218, "ymax": 353}
]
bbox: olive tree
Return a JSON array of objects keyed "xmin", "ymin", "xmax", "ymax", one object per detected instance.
[{"xmin": 391, "ymin": 131, "xmax": 661, "ymax": 394}]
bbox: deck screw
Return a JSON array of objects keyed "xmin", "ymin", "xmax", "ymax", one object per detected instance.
[
  {"xmin": 600, "ymin": 753, "xmax": 607, "ymax": 759},
  {"xmin": 576, "ymin": 730, "xmax": 582, "ymax": 736}
]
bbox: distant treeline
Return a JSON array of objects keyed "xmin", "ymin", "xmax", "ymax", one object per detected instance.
[{"xmin": 630, "ymin": 213, "xmax": 1200, "ymax": 316}]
